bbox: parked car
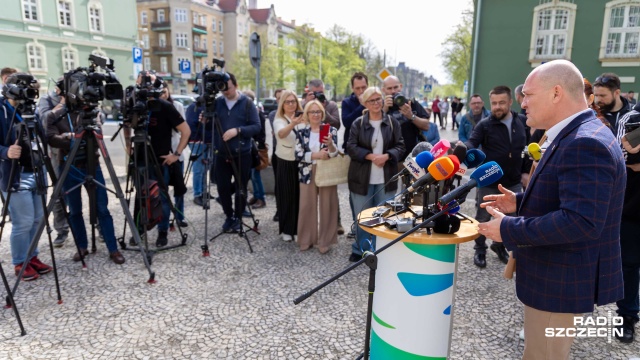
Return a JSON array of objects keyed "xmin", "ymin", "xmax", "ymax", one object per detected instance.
[
  {"xmin": 171, "ymin": 94, "xmax": 196, "ymax": 107},
  {"xmin": 262, "ymin": 97, "xmax": 278, "ymax": 113}
]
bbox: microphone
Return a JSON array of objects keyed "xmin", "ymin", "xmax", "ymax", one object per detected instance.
[
  {"xmin": 411, "ymin": 141, "xmax": 433, "ymax": 157},
  {"xmin": 446, "ymin": 155, "xmax": 461, "ymax": 179},
  {"xmin": 430, "ymin": 139, "xmax": 451, "ymax": 159},
  {"xmin": 390, "ymin": 151, "xmax": 434, "ymax": 182},
  {"xmin": 437, "ymin": 161, "xmax": 504, "ymax": 205},
  {"xmin": 406, "ymin": 157, "xmax": 454, "ymax": 193},
  {"xmin": 527, "ymin": 143, "xmax": 542, "ymax": 161},
  {"xmin": 433, "ymin": 213, "xmax": 461, "ymax": 234},
  {"xmin": 463, "ymin": 148, "xmax": 486, "ymax": 168}
]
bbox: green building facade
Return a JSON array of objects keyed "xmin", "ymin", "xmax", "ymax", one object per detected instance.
[
  {"xmin": 0, "ymin": 0, "xmax": 138, "ymax": 90},
  {"xmin": 470, "ymin": 0, "xmax": 640, "ymax": 106}
]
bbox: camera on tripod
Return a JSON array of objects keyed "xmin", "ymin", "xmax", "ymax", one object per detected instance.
[
  {"xmin": 121, "ymin": 71, "xmax": 164, "ymax": 129},
  {"xmin": 63, "ymin": 54, "xmax": 123, "ymax": 116},
  {"xmin": 196, "ymin": 58, "xmax": 230, "ymax": 111},
  {"xmin": 2, "ymin": 74, "xmax": 39, "ymax": 102}
]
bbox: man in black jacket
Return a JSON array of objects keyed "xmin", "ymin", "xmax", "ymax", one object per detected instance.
[
  {"xmin": 594, "ymin": 73, "xmax": 632, "ymax": 133},
  {"xmin": 465, "ymin": 85, "xmax": 531, "ymax": 268}
]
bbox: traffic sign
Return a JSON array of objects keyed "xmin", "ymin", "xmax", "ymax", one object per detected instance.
[
  {"xmin": 423, "ymin": 84, "xmax": 433, "ymax": 93},
  {"xmin": 180, "ymin": 60, "xmax": 191, "ymax": 79},
  {"xmin": 132, "ymin": 47, "xmax": 142, "ymax": 64},
  {"xmin": 463, "ymin": 80, "xmax": 468, "ymax": 93},
  {"xmin": 249, "ymin": 32, "xmax": 262, "ymax": 69},
  {"xmin": 376, "ymin": 68, "xmax": 392, "ymax": 82}
]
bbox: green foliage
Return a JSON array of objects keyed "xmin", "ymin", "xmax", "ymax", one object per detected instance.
[{"xmin": 440, "ymin": 7, "xmax": 473, "ymax": 89}]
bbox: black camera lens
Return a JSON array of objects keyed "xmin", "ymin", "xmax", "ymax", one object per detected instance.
[
  {"xmin": 393, "ymin": 93, "xmax": 407, "ymax": 107},
  {"xmin": 314, "ymin": 92, "xmax": 326, "ymax": 103}
]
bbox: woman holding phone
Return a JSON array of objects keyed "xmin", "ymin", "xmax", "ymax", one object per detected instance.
[
  {"xmin": 346, "ymin": 87, "xmax": 405, "ymax": 262},
  {"xmin": 294, "ymin": 100, "xmax": 339, "ymax": 253},
  {"xmin": 273, "ymin": 90, "xmax": 304, "ymax": 242}
]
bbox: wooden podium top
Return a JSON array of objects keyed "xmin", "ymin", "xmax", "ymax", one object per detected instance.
[{"xmin": 358, "ymin": 206, "xmax": 479, "ymax": 245}]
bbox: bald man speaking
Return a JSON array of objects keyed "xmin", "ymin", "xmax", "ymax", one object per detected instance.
[{"xmin": 478, "ymin": 60, "xmax": 626, "ymax": 359}]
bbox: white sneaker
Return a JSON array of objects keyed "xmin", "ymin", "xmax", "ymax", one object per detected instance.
[
  {"xmin": 282, "ymin": 234, "xmax": 293, "ymax": 242},
  {"xmin": 519, "ymin": 329, "xmax": 525, "ymax": 340}
]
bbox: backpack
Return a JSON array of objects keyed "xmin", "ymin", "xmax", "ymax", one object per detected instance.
[{"xmin": 141, "ymin": 180, "xmax": 163, "ymax": 230}]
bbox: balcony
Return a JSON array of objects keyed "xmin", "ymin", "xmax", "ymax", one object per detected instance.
[
  {"xmin": 193, "ymin": 48, "xmax": 208, "ymax": 57},
  {"xmin": 192, "ymin": 24, "xmax": 207, "ymax": 35},
  {"xmin": 151, "ymin": 21, "xmax": 171, "ymax": 31},
  {"xmin": 152, "ymin": 46, "xmax": 173, "ymax": 55}
]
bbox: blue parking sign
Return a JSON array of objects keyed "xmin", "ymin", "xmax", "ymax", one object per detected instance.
[
  {"xmin": 180, "ymin": 60, "xmax": 191, "ymax": 73},
  {"xmin": 132, "ymin": 47, "xmax": 142, "ymax": 64}
]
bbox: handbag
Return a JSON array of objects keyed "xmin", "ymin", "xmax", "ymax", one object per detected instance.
[
  {"xmin": 314, "ymin": 152, "xmax": 350, "ymax": 187},
  {"xmin": 256, "ymin": 143, "xmax": 269, "ymax": 171}
]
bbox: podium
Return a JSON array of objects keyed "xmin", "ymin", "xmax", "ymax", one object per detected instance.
[{"xmin": 358, "ymin": 206, "xmax": 478, "ymax": 360}]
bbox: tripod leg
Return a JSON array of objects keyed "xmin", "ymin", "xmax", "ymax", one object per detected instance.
[{"xmin": 0, "ymin": 262, "xmax": 26, "ymax": 335}]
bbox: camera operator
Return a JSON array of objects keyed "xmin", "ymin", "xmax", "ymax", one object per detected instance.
[
  {"xmin": 37, "ymin": 77, "xmax": 70, "ymax": 248},
  {"xmin": 126, "ymin": 71, "xmax": 191, "ymax": 247},
  {"xmin": 0, "ymin": 72, "xmax": 53, "ymax": 281},
  {"xmin": 382, "ymin": 75, "xmax": 430, "ymax": 159},
  {"xmin": 0, "ymin": 67, "xmax": 17, "ymax": 88},
  {"xmin": 210, "ymin": 73, "xmax": 260, "ymax": 233},
  {"xmin": 45, "ymin": 90, "xmax": 126, "ymax": 264},
  {"xmin": 613, "ymin": 101, "xmax": 640, "ymax": 343}
]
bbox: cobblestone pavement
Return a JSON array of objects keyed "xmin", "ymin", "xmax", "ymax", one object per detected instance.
[{"xmin": 0, "ymin": 127, "xmax": 639, "ymax": 359}]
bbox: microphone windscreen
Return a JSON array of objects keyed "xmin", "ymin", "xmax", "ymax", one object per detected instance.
[
  {"xmin": 411, "ymin": 141, "xmax": 433, "ymax": 156},
  {"xmin": 469, "ymin": 161, "xmax": 504, "ymax": 188},
  {"xmin": 528, "ymin": 143, "xmax": 542, "ymax": 161},
  {"xmin": 452, "ymin": 143, "xmax": 467, "ymax": 162},
  {"xmin": 430, "ymin": 139, "xmax": 451, "ymax": 159},
  {"xmin": 446, "ymin": 155, "xmax": 461, "ymax": 179},
  {"xmin": 415, "ymin": 151, "xmax": 434, "ymax": 168},
  {"xmin": 433, "ymin": 214, "xmax": 461, "ymax": 234},
  {"xmin": 427, "ymin": 157, "xmax": 455, "ymax": 181},
  {"xmin": 463, "ymin": 149, "xmax": 486, "ymax": 168}
]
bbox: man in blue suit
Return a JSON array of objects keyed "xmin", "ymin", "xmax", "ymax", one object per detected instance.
[{"xmin": 478, "ymin": 60, "xmax": 626, "ymax": 359}]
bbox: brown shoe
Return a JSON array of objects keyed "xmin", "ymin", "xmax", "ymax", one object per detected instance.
[
  {"xmin": 247, "ymin": 197, "xmax": 257, "ymax": 206},
  {"xmin": 109, "ymin": 251, "xmax": 125, "ymax": 265},
  {"xmin": 337, "ymin": 224, "xmax": 345, "ymax": 235},
  {"xmin": 73, "ymin": 248, "xmax": 89, "ymax": 262},
  {"xmin": 251, "ymin": 199, "xmax": 266, "ymax": 209}
]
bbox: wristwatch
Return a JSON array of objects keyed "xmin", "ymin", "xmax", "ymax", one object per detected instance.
[
  {"xmin": 411, "ymin": 114, "xmax": 416, "ymax": 121},
  {"xmin": 174, "ymin": 151, "xmax": 181, "ymax": 157}
]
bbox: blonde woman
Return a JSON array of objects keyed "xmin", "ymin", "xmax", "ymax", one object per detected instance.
[
  {"xmin": 294, "ymin": 100, "xmax": 339, "ymax": 253},
  {"xmin": 272, "ymin": 90, "xmax": 304, "ymax": 241}
]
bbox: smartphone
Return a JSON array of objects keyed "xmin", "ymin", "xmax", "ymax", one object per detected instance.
[
  {"xmin": 625, "ymin": 123, "xmax": 640, "ymax": 148},
  {"xmin": 319, "ymin": 123, "xmax": 330, "ymax": 141},
  {"xmin": 294, "ymin": 110, "xmax": 303, "ymax": 117},
  {"xmin": 360, "ymin": 217, "xmax": 386, "ymax": 227}
]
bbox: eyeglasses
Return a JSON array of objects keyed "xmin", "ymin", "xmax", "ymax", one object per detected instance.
[
  {"xmin": 308, "ymin": 110, "xmax": 323, "ymax": 116},
  {"xmin": 594, "ymin": 76, "xmax": 617, "ymax": 86},
  {"xmin": 284, "ymin": 100, "xmax": 297, "ymax": 105},
  {"xmin": 366, "ymin": 97, "xmax": 383, "ymax": 104}
]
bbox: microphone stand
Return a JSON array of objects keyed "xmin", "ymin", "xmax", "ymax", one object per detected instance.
[{"xmin": 293, "ymin": 200, "xmax": 462, "ymax": 360}]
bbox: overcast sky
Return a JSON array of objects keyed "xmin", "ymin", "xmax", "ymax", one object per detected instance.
[{"xmin": 262, "ymin": 0, "xmax": 473, "ymax": 84}]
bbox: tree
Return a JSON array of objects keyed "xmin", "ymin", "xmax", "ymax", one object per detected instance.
[{"xmin": 439, "ymin": 8, "xmax": 473, "ymax": 90}]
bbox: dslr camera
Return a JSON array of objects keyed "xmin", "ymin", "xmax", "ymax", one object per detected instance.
[
  {"xmin": 196, "ymin": 58, "xmax": 230, "ymax": 115},
  {"xmin": 63, "ymin": 54, "xmax": 123, "ymax": 115},
  {"xmin": 313, "ymin": 91, "xmax": 326, "ymax": 103},
  {"xmin": 2, "ymin": 74, "xmax": 39, "ymax": 103},
  {"xmin": 391, "ymin": 93, "xmax": 408, "ymax": 109}
]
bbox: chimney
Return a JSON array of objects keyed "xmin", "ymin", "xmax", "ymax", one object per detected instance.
[
  {"xmin": 249, "ymin": 0, "xmax": 257, "ymax": 9},
  {"xmin": 291, "ymin": 19, "xmax": 295, "ymax": 26}
]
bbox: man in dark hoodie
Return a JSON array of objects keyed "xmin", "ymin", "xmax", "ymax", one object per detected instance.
[{"xmin": 594, "ymin": 73, "xmax": 631, "ymax": 133}]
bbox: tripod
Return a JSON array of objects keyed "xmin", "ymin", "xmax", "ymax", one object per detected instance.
[
  {"xmin": 21, "ymin": 107, "xmax": 155, "ymax": 286},
  {"xmin": 205, "ymin": 105, "xmax": 258, "ymax": 253},
  {"xmin": 116, "ymin": 124, "xmax": 188, "ymax": 263}
]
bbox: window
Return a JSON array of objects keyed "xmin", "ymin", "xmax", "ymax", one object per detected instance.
[
  {"xmin": 213, "ymin": 40, "xmax": 217, "ymax": 55},
  {"xmin": 176, "ymin": 33, "xmax": 188, "ymax": 48},
  {"xmin": 238, "ymin": 22, "xmax": 243, "ymax": 36},
  {"xmin": 601, "ymin": 1, "xmax": 640, "ymax": 59},
  {"xmin": 176, "ymin": 57, "xmax": 189, "ymax": 71},
  {"xmin": 194, "ymin": 36, "xmax": 200, "ymax": 49},
  {"xmin": 160, "ymin": 57, "xmax": 168, "ymax": 73},
  {"xmin": 219, "ymin": 21, "xmax": 223, "ymax": 33},
  {"xmin": 61, "ymin": 46, "xmax": 77, "ymax": 72},
  {"xmin": 175, "ymin": 8, "xmax": 187, "ymax": 23},
  {"xmin": 23, "ymin": 0, "xmax": 39, "ymax": 22},
  {"xmin": 159, "ymin": 33, "xmax": 167, "ymax": 47},
  {"xmin": 219, "ymin": 41, "xmax": 224, "ymax": 55},
  {"xmin": 58, "ymin": 1, "xmax": 73, "ymax": 27},
  {"xmin": 157, "ymin": 9, "xmax": 165, "ymax": 22},
  {"xmin": 195, "ymin": 59, "xmax": 201, "ymax": 73},
  {"xmin": 193, "ymin": 11, "xmax": 198, "ymax": 24},
  {"xmin": 144, "ymin": 57, "xmax": 151, "ymax": 71},
  {"xmin": 88, "ymin": 2, "xmax": 103, "ymax": 32},
  {"xmin": 26, "ymin": 43, "xmax": 46, "ymax": 71},
  {"xmin": 212, "ymin": 19, "xmax": 217, "ymax": 32},
  {"xmin": 202, "ymin": 37, "xmax": 207, "ymax": 50},
  {"xmin": 200, "ymin": 15, "xmax": 206, "ymax": 26},
  {"xmin": 140, "ymin": 11, "xmax": 147, "ymax": 25},
  {"xmin": 528, "ymin": 1, "xmax": 577, "ymax": 62},
  {"xmin": 142, "ymin": 34, "xmax": 150, "ymax": 49}
]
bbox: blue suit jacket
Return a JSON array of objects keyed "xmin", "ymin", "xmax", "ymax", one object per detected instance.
[{"xmin": 501, "ymin": 110, "xmax": 626, "ymax": 313}]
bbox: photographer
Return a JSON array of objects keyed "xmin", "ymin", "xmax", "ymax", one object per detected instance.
[
  {"xmin": 37, "ymin": 78, "xmax": 70, "ymax": 247},
  {"xmin": 209, "ymin": 73, "xmax": 260, "ymax": 232},
  {"xmin": 45, "ymin": 93, "xmax": 126, "ymax": 264},
  {"xmin": 126, "ymin": 71, "xmax": 191, "ymax": 247},
  {"xmin": 382, "ymin": 75, "xmax": 430, "ymax": 159},
  {"xmin": 303, "ymin": 79, "xmax": 341, "ymax": 130},
  {"xmin": 613, "ymin": 102, "xmax": 640, "ymax": 343},
  {"xmin": 0, "ymin": 72, "xmax": 53, "ymax": 281}
]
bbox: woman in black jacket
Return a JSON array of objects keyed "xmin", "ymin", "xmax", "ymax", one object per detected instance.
[{"xmin": 346, "ymin": 87, "xmax": 405, "ymax": 262}]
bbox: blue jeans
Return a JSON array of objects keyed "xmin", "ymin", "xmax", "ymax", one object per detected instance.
[
  {"xmin": 350, "ymin": 184, "xmax": 396, "ymax": 256},
  {"xmin": 250, "ymin": 168, "xmax": 265, "ymax": 201},
  {"xmin": 3, "ymin": 172, "xmax": 43, "ymax": 265},
  {"xmin": 61, "ymin": 166, "xmax": 118, "ymax": 253},
  {"xmin": 188, "ymin": 142, "xmax": 206, "ymax": 198}
]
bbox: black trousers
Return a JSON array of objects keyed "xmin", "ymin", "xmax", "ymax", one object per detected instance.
[
  {"xmin": 275, "ymin": 156, "xmax": 299, "ymax": 236},
  {"xmin": 214, "ymin": 153, "xmax": 251, "ymax": 219}
]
